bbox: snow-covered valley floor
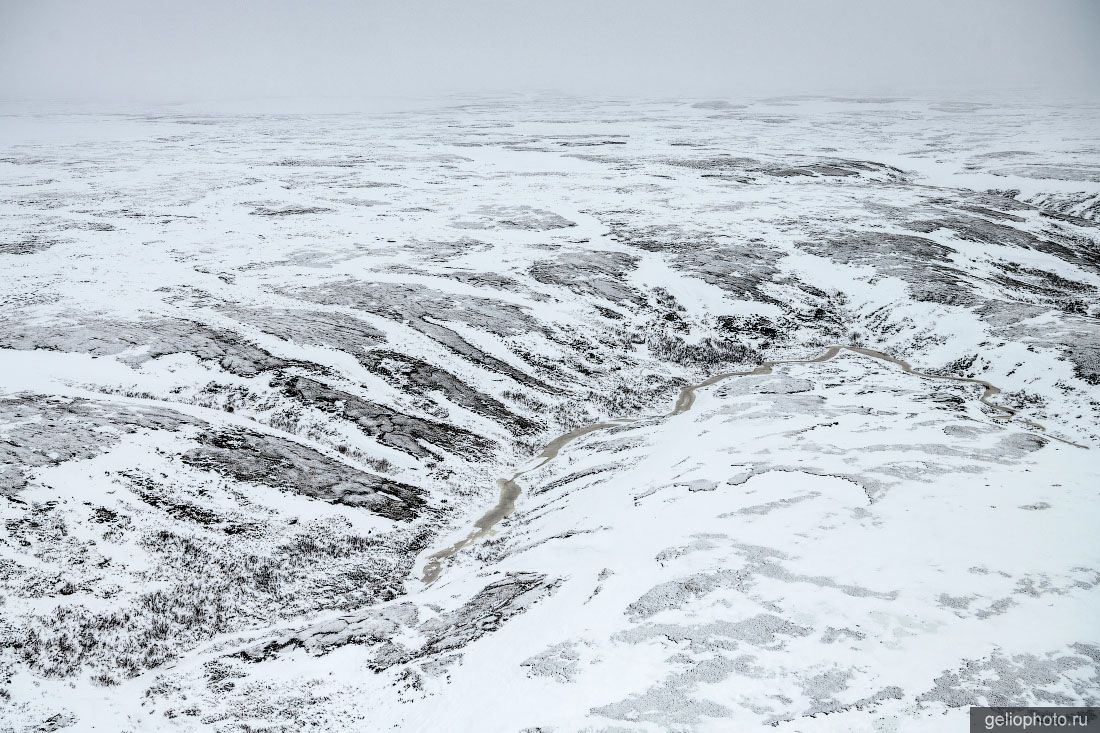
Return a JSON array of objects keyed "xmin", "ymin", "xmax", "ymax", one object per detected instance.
[{"xmin": 1, "ymin": 96, "xmax": 1098, "ymax": 731}]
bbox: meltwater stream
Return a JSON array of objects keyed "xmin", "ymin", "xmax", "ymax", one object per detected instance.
[{"xmin": 419, "ymin": 344, "xmax": 1081, "ymax": 584}]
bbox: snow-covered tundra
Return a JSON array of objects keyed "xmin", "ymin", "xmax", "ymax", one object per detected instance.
[{"xmin": 1, "ymin": 96, "xmax": 1098, "ymax": 731}]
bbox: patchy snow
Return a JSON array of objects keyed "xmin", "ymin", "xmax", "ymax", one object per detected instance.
[{"xmin": 1, "ymin": 95, "xmax": 1098, "ymax": 731}]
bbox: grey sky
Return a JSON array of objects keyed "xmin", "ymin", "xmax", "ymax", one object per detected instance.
[{"xmin": 2, "ymin": 0, "xmax": 1098, "ymax": 103}]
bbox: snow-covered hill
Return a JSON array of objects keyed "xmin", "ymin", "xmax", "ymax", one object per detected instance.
[{"xmin": 1, "ymin": 96, "xmax": 1098, "ymax": 731}]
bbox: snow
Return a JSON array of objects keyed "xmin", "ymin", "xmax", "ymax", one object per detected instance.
[{"xmin": 1, "ymin": 95, "xmax": 1098, "ymax": 731}]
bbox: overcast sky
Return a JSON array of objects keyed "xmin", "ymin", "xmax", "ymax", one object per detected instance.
[{"xmin": 1, "ymin": 0, "xmax": 1098, "ymax": 104}]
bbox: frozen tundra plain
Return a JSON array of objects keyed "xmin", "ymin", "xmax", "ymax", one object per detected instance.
[{"xmin": 1, "ymin": 96, "xmax": 1099, "ymax": 732}]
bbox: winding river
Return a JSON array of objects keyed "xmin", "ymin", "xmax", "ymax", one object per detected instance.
[{"xmin": 419, "ymin": 344, "xmax": 1080, "ymax": 584}]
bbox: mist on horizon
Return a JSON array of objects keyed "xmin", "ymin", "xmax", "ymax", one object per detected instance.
[{"xmin": 1, "ymin": 0, "xmax": 1098, "ymax": 107}]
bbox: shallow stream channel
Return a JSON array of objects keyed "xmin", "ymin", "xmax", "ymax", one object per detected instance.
[{"xmin": 419, "ymin": 345, "xmax": 1082, "ymax": 584}]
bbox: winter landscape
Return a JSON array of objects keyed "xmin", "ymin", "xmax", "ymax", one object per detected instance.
[{"xmin": 0, "ymin": 93, "xmax": 1097, "ymax": 731}]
